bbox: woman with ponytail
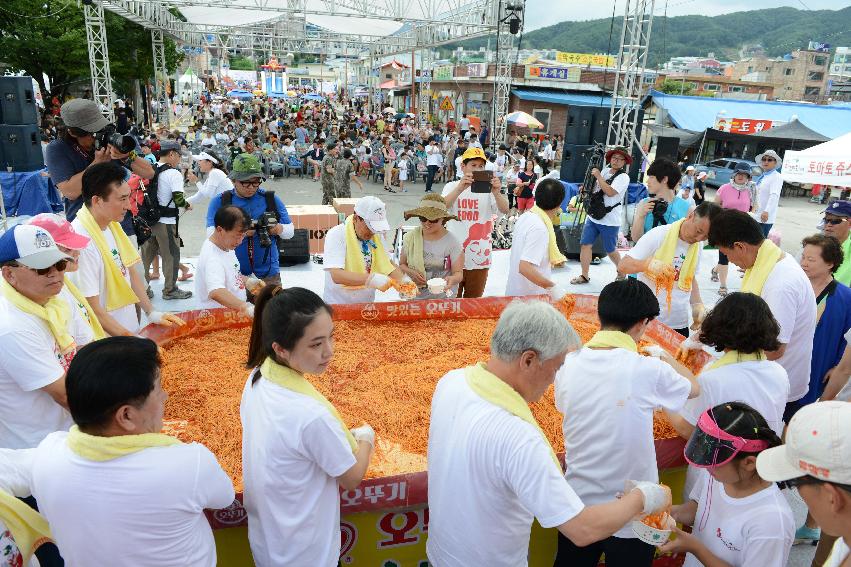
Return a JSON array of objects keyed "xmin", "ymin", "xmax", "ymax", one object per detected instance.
[
  {"xmin": 660, "ymin": 402, "xmax": 794, "ymax": 566},
  {"xmin": 240, "ymin": 286, "xmax": 374, "ymax": 566}
]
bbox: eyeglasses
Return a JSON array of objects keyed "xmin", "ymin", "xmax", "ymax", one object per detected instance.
[
  {"xmin": 824, "ymin": 218, "xmax": 846, "ymax": 225},
  {"xmin": 761, "ymin": 157, "xmax": 776, "ymax": 162},
  {"xmin": 239, "ymin": 180, "xmax": 262, "ymax": 188},
  {"xmin": 8, "ymin": 259, "xmax": 69, "ymax": 276},
  {"xmin": 418, "ymin": 217, "xmax": 441, "ymax": 224}
]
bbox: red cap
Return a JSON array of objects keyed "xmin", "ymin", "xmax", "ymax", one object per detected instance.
[{"xmin": 28, "ymin": 213, "xmax": 90, "ymax": 250}]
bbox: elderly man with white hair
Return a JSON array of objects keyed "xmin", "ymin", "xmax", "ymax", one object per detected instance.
[{"xmin": 426, "ymin": 300, "xmax": 672, "ymax": 567}]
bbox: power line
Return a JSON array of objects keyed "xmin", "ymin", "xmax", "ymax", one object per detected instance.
[{"xmin": 0, "ymin": 1, "xmax": 69, "ymax": 19}]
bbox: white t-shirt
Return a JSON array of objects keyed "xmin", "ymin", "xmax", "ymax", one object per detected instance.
[
  {"xmin": 322, "ymin": 223, "xmax": 392, "ymax": 305},
  {"xmin": 70, "ymin": 219, "xmax": 139, "ymax": 333},
  {"xmin": 187, "ymin": 168, "xmax": 233, "ymax": 205},
  {"xmin": 755, "ymin": 169, "xmax": 783, "ymax": 224},
  {"xmin": 588, "ymin": 167, "xmax": 630, "ymax": 227},
  {"xmin": 683, "ymin": 473, "xmax": 794, "ymax": 567},
  {"xmin": 195, "ymin": 239, "xmax": 246, "ymax": 310},
  {"xmin": 442, "ymin": 181, "xmax": 500, "ymax": 271},
  {"xmin": 241, "ymin": 375, "xmax": 356, "ymax": 567},
  {"xmin": 459, "ymin": 117, "xmax": 470, "ymax": 130},
  {"xmin": 426, "ymin": 144, "xmax": 443, "ymax": 166},
  {"xmin": 0, "ymin": 295, "xmax": 91, "ymax": 449},
  {"xmin": 825, "ymin": 538, "xmax": 850, "ymax": 567},
  {"xmin": 156, "ymin": 167, "xmax": 185, "ymax": 225},
  {"xmin": 506, "ymin": 212, "xmax": 551, "ymax": 297},
  {"xmin": 624, "ymin": 224, "xmax": 702, "ymax": 330},
  {"xmin": 0, "ymin": 448, "xmax": 38, "ymax": 567},
  {"xmin": 555, "ymin": 348, "xmax": 691, "ymax": 538},
  {"xmin": 31, "ymin": 431, "xmax": 235, "ymax": 567},
  {"xmin": 760, "ymin": 255, "xmax": 817, "ymax": 402},
  {"xmin": 201, "ymin": 135, "xmax": 216, "ymax": 147},
  {"xmin": 427, "ymin": 369, "xmax": 585, "ymax": 567},
  {"xmin": 58, "ymin": 286, "xmax": 96, "ymax": 349}
]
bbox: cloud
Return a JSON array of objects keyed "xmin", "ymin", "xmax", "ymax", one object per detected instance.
[{"xmin": 522, "ymin": 0, "xmax": 846, "ymax": 32}]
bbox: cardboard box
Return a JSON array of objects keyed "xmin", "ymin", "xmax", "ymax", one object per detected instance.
[
  {"xmin": 332, "ymin": 197, "xmax": 360, "ymax": 217},
  {"xmin": 286, "ymin": 205, "xmax": 340, "ymax": 254}
]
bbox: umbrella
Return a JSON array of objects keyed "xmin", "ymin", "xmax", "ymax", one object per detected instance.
[
  {"xmin": 383, "ymin": 106, "xmax": 395, "ymax": 114},
  {"xmin": 226, "ymin": 89, "xmax": 253, "ymax": 101},
  {"xmin": 502, "ymin": 111, "xmax": 543, "ymax": 129},
  {"xmin": 394, "ymin": 112, "xmax": 408, "ymax": 120}
]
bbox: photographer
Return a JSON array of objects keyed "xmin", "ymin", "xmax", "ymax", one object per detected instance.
[
  {"xmin": 630, "ymin": 158, "xmax": 692, "ymax": 242},
  {"xmin": 45, "ymin": 99, "xmax": 154, "ymax": 231},
  {"xmin": 205, "ymin": 154, "xmax": 294, "ymax": 290}
]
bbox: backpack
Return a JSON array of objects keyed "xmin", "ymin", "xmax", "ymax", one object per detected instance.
[
  {"xmin": 133, "ymin": 163, "xmax": 176, "ymax": 244},
  {"xmin": 586, "ymin": 169, "xmax": 626, "ymax": 221}
]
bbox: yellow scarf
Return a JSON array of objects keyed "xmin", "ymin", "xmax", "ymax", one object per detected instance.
[
  {"xmin": 66, "ymin": 425, "xmax": 181, "ymax": 461},
  {"xmin": 260, "ymin": 358, "xmax": 358, "ymax": 452},
  {"xmin": 465, "ymin": 363, "xmax": 561, "ymax": 470},
  {"xmin": 0, "ymin": 277, "xmax": 75, "ymax": 355},
  {"xmin": 75, "ymin": 206, "xmax": 140, "ymax": 312},
  {"xmin": 706, "ymin": 350, "xmax": 765, "ymax": 371},
  {"xmin": 64, "ymin": 276, "xmax": 106, "ymax": 340},
  {"xmin": 741, "ymin": 240, "xmax": 784, "ymax": 295},
  {"xmin": 530, "ymin": 205, "xmax": 568, "ymax": 267},
  {"xmin": 0, "ymin": 489, "xmax": 51, "ymax": 565},
  {"xmin": 343, "ymin": 215, "xmax": 395, "ymax": 281},
  {"xmin": 402, "ymin": 226, "xmax": 426, "ymax": 279},
  {"xmin": 652, "ymin": 219, "xmax": 700, "ymax": 292},
  {"xmin": 584, "ymin": 330, "xmax": 638, "ymax": 353}
]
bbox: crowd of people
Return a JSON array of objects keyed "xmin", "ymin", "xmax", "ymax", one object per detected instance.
[{"xmin": 0, "ymin": 91, "xmax": 848, "ymax": 567}]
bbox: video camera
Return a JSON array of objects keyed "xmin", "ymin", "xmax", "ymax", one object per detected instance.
[
  {"xmin": 252, "ymin": 212, "xmax": 278, "ymax": 248},
  {"xmin": 95, "ymin": 124, "xmax": 137, "ymax": 154}
]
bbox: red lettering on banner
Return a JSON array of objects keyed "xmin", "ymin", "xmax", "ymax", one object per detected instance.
[{"xmin": 378, "ymin": 511, "xmax": 420, "ymax": 548}]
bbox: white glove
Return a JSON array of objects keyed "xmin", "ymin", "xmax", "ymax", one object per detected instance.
[
  {"xmin": 548, "ymin": 285, "xmax": 568, "ymax": 302},
  {"xmin": 642, "ymin": 345, "xmax": 667, "ymax": 359},
  {"xmin": 147, "ymin": 311, "xmax": 185, "ymax": 327},
  {"xmin": 366, "ymin": 273, "xmax": 391, "ymax": 290},
  {"xmin": 679, "ymin": 334, "xmax": 704, "ymax": 352},
  {"xmin": 646, "ymin": 259, "xmax": 668, "ymax": 279},
  {"xmin": 243, "ymin": 303, "xmax": 255, "ymax": 318},
  {"xmin": 626, "ymin": 480, "xmax": 672, "ymax": 516},
  {"xmin": 351, "ymin": 424, "xmax": 376, "ymax": 447}
]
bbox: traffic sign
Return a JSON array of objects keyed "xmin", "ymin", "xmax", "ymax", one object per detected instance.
[{"xmin": 439, "ymin": 96, "xmax": 454, "ymax": 111}]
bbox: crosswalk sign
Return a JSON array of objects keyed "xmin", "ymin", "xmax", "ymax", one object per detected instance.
[{"xmin": 439, "ymin": 96, "xmax": 454, "ymax": 111}]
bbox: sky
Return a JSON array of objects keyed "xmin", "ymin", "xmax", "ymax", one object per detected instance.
[{"xmin": 522, "ymin": 0, "xmax": 849, "ymax": 32}]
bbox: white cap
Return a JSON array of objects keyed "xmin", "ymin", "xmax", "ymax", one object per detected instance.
[
  {"xmin": 697, "ymin": 171, "xmax": 708, "ymax": 179},
  {"xmin": 353, "ymin": 196, "xmax": 390, "ymax": 233},
  {"xmin": 0, "ymin": 224, "xmax": 72, "ymax": 269},
  {"xmin": 756, "ymin": 401, "xmax": 851, "ymax": 485},
  {"xmin": 686, "ymin": 165, "xmax": 695, "ymax": 171},
  {"xmin": 192, "ymin": 152, "xmax": 219, "ymax": 164}
]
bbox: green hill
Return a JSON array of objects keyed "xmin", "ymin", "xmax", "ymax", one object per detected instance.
[{"xmin": 439, "ymin": 6, "xmax": 851, "ymax": 68}]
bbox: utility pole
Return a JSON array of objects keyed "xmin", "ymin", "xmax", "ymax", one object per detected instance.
[{"xmin": 411, "ymin": 49, "xmax": 417, "ymax": 116}]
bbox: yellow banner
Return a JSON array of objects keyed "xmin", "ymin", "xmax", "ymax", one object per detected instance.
[{"xmin": 556, "ymin": 52, "xmax": 615, "ymax": 67}]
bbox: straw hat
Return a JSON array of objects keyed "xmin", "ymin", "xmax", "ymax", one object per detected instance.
[{"xmin": 403, "ymin": 194, "xmax": 458, "ymax": 222}]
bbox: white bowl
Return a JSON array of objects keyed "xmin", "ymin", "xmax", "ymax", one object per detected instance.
[
  {"xmin": 631, "ymin": 514, "xmax": 676, "ymax": 546},
  {"xmin": 427, "ymin": 277, "xmax": 447, "ymax": 295}
]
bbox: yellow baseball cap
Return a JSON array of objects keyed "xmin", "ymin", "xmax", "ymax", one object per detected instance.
[{"xmin": 461, "ymin": 147, "xmax": 487, "ymax": 163}]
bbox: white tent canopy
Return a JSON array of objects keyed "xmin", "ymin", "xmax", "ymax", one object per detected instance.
[{"xmin": 781, "ymin": 131, "xmax": 851, "ymax": 187}]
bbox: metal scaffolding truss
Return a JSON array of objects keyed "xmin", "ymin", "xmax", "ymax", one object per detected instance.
[
  {"xmin": 83, "ymin": 1, "xmax": 115, "ymax": 122},
  {"xmin": 492, "ymin": 0, "xmax": 524, "ymax": 146},
  {"xmin": 606, "ymin": 0, "xmax": 655, "ymax": 154},
  {"xmin": 151, "ymin": 29, "xmax": 171, "ymax": 127}
]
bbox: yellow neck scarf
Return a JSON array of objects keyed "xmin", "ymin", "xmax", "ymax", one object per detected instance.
[
  {"xmin": 66, "ymin": 424, "xmax": 181, "ymax": 461},
  {"xmin": 706, "ymin": 350, "xmax": 765, "ymax": 371},
  {"xmin": 741, "ymin": 240, "xmax": 784, "ymax": 295},
  {"xmin": 402, "ymin": 226, "xmax": 426, "ymax": 278},
  {"xmin": 75, "ymin": 206, "xmax": 141, "ymax": 312},
  {"xmin": 64, "ymin": 276, "xmax": 106, "ymax": 340},
  {"xmin": 260, "ymin": 358, "xmax": 357, "ymax": 452},
  {"xmin": 585, "ymin": 330, "xmax": 638, "ymax": 352},
  {"xmin": 343, "ymin": 215, "xmax": 395, "ymax": 280},
  {"xmin": 465, "ymin": 363, "xmax": 560, "ymax": 470},
  {"xmin": 0, "ymin": 489, "xmax": 52, "ymax": 565},
  {"xmin": 653, "ymin": 219, "xmax": 701, "ymax": 292},
  {"xmin": 530, "ymin": 206, "xmax": 568, "ymax": 267},
  {"xmin": 0, "ymin": 277, "xmax": 75, "ymax": 355}
]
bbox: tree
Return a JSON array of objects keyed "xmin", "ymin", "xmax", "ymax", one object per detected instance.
[
  {"xmin": 0, "ymin": 0, "xmax": 182, "ymax": 100},
  {"xmin": 229, "ymin": 56, "xmax": 256, "ymax": 71},
  {"xmin": 658, "ymin": 79, "xmax": 696, "ymax": 96}
]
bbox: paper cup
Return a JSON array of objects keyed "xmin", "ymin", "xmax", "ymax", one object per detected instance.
[
  {"xmin": 427, "ymin": 278, "xmax": 447, "ymax": 295},
  {"xmin": 631, "ymin": 514, "xmax": 675, "ymax": 546}
]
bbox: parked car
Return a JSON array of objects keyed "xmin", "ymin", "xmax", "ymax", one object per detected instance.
[{"xmin": 693, "ymin": 159, "xmax": 763, "ymax": 188}]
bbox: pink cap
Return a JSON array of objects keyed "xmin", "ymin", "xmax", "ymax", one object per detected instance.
[{"xmin": 28, "ymin": 213, "xmax": 90, "ymax": 250}]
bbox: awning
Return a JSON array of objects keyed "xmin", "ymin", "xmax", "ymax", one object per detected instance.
[
  {"xmin": 646, "ymin": 124, "xmax": 703, "ymax": 148},
  {"xmin": 511, "ymin": 88, "xmax": 614, "ymax": 107}
]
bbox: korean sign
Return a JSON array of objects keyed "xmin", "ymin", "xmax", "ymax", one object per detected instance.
[
  {"xmin": 524, "ymin": 65, "xmax": 580, "ymax": 82},
  {"xmin": 555, "ymin": 52, "xmax": 616, "ymax": 67}
]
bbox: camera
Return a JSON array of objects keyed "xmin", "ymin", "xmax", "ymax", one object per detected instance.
[
  {"xmin": 95, "ymin": 123, "xmax": 137, "ymax": 154},
  {"xmin": 648, "ymin": 197, "xmax": 669, "ymax": 227},
  {"xmin": 252, "ymin": 212, "xmax": 278, "ymax": 248}
]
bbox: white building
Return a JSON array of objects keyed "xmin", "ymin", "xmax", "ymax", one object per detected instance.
[{"xmin": 830, "ymin": 47, "xmax": 851, "ymax": 82}]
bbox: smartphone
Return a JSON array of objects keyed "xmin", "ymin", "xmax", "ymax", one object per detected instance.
[{"xmin": 471, "ymin": 169, "xmax": 493, "ymax": 193}]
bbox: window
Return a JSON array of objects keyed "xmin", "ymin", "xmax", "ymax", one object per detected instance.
[
  {"xmin": 814, "ymin": 56, "xmax": 827, "ymax": 66},
  {"xmin": 703, "ymin": 83, "xmax": 720, "ymax": 91},
  {"xmin": 728, "ymin": 86, "xmax": 745, "ymax": 93},
  {"xmin": 805, "ymin": 86, "xmax": 821, "ymax": 97},
  {"xmin": 532, "ymin": 108, "xmax": 551, "ymax": 133},
  {"xmin": 747, "ymin": 66, "xmax": 754, "ymax": 73},
  {"xmin": 385, "ymin": 73, "xmax": 392, "ymax": 79},
  {"xmin": 709, "ymin": 160, "xmax": 729, "ymax": 168},
  {"xmin": 784, "ymin": 68, "xmax": 795, "ymax": 76},
  {"xmin": 807, "ymin": 71, "xmax": 824, "ymax": 82}
]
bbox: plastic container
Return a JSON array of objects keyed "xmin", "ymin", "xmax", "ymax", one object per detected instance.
[
  {"xmin": 427, "ymin": 277, "xmax": 447, "ymax": 295},
  {"xmin": 632, "ymin": 513, "xmax": 677, "ymax": 546}
]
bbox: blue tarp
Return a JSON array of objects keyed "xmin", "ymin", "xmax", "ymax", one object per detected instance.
[
  {"xmin": 267, "ymin": 91, "xmax": 291, "ymax": 99},
  {"xmin": 511, "ymin": 89, "xmax": 616, "ymax": 108},
  {"xmin": 302, "ymin": 93, "xmax": 325, "ymax": 101},
  {"xmin": 0, "ymin": 169, "xmax": 63, "ymax": 217},
  {"xmin": 648, "ymin": 89, "xmax": 851, "ymax": 139},
  {"xmin": 227, "ymin": 90, "xmax": 253, "ymax": 100}
]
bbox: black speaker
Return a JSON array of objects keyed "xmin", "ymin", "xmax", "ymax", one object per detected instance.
[
  {"xmin": 0, "ymin": 77, "xmax": 38, "ymax": 125},
  {"xmin": 278, "ymin": 228, "xmax": 310, "ymax": 266},
  {"xmin": 565, "ymin": 106, "xmax": 595, "ymax": 145},
  {"xmin": 655, "ymin": 136, "xmax": 680, "ymax": 162},
  {"xmin": 558, "ymin": 225, "xmax": 605, "ymax": 260},
  {"xmin": 0, "ymin": 125, "xmax": 44, "ymax": 172},
  {"xmin": 591, "ymin": 106, "xmax": 610, "ymax": 145},
  {"xmin": 559, "ymin": 144, "xmax": 594, "ymax": 183}
]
